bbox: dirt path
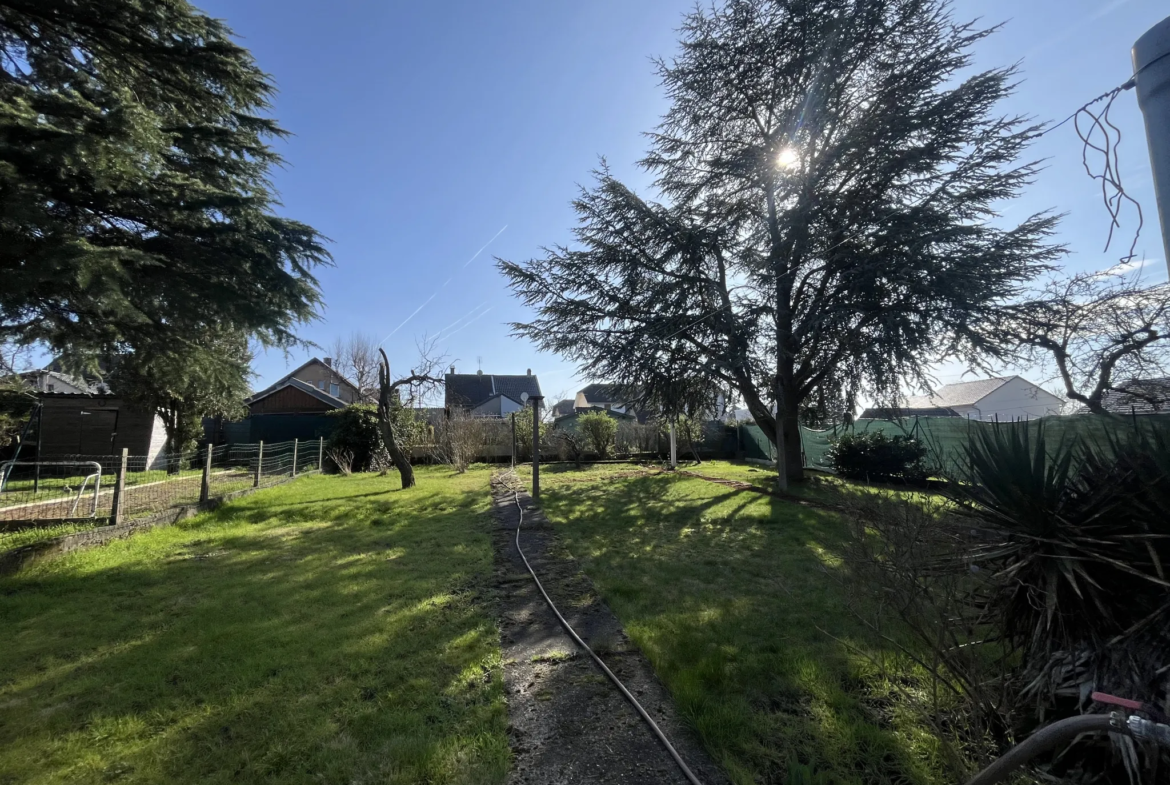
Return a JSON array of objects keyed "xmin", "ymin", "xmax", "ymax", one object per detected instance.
[{"xmin": 489, "ymin": 473, "xmax": 727, "ymax": 785}]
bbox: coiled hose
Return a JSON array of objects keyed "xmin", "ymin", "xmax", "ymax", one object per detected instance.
[{"xmin": 502, "ymin": 474, "xmax": 704, "ymax": 785}]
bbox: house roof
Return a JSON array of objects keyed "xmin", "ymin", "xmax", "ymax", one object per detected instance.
[
  {"xmin": 1074, "ymin": 378, "xmax": 1170, "ymax": 415},
  {"xmin": 258, "ymin": 357, "xmax": 360, "ymax": 398},
  {"xmin": 446, "ymin": 373, "xmax": 542, "ymax": 408},
  {"xmin": 247, "ymin": 377, "xmax": 348, "ymax": 409},
  {"xmin": 903, "ymin": 377, "xmax": 1015, "ymax": 409},
  {"xmin": 551, "ymin": 398, "xmax": 576, "ymax": 416},
  {"xmin": 859, "ymin": 406, "xmax": 962, "ymax": 420},
  {"xmin": 23, "ymin": 370, "xmax": 100, "ymax": 394},
  {"xmin": 578, "ymin": 383, "xmax": 638, "ymax": 402}
]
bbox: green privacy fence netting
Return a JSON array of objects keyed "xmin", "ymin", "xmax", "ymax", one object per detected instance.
[{"xmin": 734, "ymin": 414, "xmax": 1170, "ymax": 479}]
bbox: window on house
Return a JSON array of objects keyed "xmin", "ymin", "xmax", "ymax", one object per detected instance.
[
  {"xmin": 47, "ymin": 384, "xmax": 55, "ymax": 392},
  {"xmin": 330, "ymin": 383, "xmax": 340, "ymax": 398},
  {"xmin": 318, "ymin": 380, "xmax": 326, "ymax": 391}
]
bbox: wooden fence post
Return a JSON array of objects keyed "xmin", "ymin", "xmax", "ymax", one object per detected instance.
[
  {"xmin": 318, "ymin": 437, "xmax": 324, "ymax": 473},
  {"xmin": 199, "ymin": 445, "xmax": 212, "ymax": 503},
  {"xmin": 110, "ymin": 448, "xmax": 128, "ymax": 525},
  {"xmin": 532, "ymin": 397, "xmax": 542, "ymax": 500},
  {"xmin": 254, "ymin": 441, "xmax": 264, "ymax": 488},
  {"xmin": 292, "ymin": 438, "xmax": 299, "ymax": 477}
]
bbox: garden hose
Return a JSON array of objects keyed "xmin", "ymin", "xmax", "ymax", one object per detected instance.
[{"xmin": 501, "ymin": 474, "xmax": 705, "ymax": 785}]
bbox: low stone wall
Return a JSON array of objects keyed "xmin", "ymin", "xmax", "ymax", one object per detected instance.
[{"xmin": 0, "ymin": 472, "xmax": 313, "ymax": 576}]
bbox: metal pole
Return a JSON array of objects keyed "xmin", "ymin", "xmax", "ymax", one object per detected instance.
[
  {"xmin": 200, "ymin": 444, "xmax": 212, "ymax": 503},
  {"xmin": 1134, "ymin": 15, "xmax": 1170, "ymax": 277},
  {"xmin": 254, "ymin": 441, "xmax": 264, "ymax": 488},
  {"xmin": 318, "ymin": 437, "xmax": 324, "ymax": 472},
  {"xmin": 292, "ymin": 438, "xmax": 298, "ymax": 477},
  {"xmin": 511, "ymin": 412, "xmax": 517, "ymax": 469},
  {"xmin": 110, "ymin": 448, "xmax": 128, "ymax": 525},
  {"xmin": 532, "ymin": 397, "xmax": 542, "ymax": 500}
]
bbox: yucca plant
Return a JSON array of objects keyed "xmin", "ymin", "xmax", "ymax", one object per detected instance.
[{"xmin": 954, "ymin": 422, "xmax": 1170, "ymax": 658}]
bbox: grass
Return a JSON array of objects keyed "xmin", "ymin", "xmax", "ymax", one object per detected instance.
[
  {"xmin": 0, "ymin": 467, "xmax": 509, "ymax": 785},
  {"xmin": 684, "ymin": 460, "xmax": 947, "ymax": 507},
  {"xmin": 517, "ymin": 461, "xmax": 948, "ymax": 785},
  {"xmin": 0, "ymin": 521, "xmax": 105, "ymax": 551}
]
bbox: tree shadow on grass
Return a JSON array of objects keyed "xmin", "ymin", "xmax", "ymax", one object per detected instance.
[
  {"xmin": 0, "ymin": 471, "xmax": 509, "ymax": 785},
  {"xmin": 536, "ymin": 472, "xmax": 942, "ymax": 785}
]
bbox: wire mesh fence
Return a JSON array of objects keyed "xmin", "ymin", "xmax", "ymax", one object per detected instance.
[{"xmin": 0, "ymin": 439, "xmax": 323, "ymax": 526}]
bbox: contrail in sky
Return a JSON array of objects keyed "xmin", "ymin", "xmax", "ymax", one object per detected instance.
[
  {"xmin": 378, "ymin": 225, "xmax": 508, "ymax": 347},
  {"xmin": 443, "ymin": 307, "xmax": 493, "ymax": 340},
  {"xmin": 379, "ymin": 292, "xmax": 437, "ymax": 346},
  {"xmin": 463, "ymin": 225, "xmax": 508, "ymax": 269},
  {"xmin": 435, "ymin": 301, "xmax": 490, "ymax": 339},
  {"xmin": 1026, "ymin": 0, "xmax": 1135, "ymax": 58}
]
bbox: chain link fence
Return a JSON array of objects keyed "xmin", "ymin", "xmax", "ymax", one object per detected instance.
[{"xmin": 0, "ymin": 438, "xmax": 322, "ymax": 525}]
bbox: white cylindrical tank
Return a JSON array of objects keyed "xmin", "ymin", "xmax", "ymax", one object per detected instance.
[{"xmin": 1133, "ymin": 15, "xmax": 1170, "ymax": 276}]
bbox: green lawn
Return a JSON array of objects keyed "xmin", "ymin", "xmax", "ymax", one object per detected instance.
[
  {"xmin": 683, "ymin": 460, "xmax": 946, "ymax": 508},
  {"xmin": 518, "ymin": 462, "xmax": 948, "ymax": 785},
  {"xmin": 0, "ymin": 467, "xmax": 509, "ymax": 785}
]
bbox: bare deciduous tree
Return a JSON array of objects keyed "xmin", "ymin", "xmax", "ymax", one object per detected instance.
[
  {"xmin": 376, "ymin": 339, "xmax": 445, "ymax": 489},
  {"xmin": 1004, "ymin": 273, "xmax": 1170, "ymax": 414},
  {"xmin": 331, "ymin": 332, "xmax": 380, "ymax": 402}
]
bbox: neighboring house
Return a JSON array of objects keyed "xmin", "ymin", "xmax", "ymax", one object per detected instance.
[
  {"xmin": 552, "ymin": 407, "xmax": 637, "ymax": 431},
  {"xmin": 862, "ymin": 376, "xmax": 1064, "ymax": 421},
  {"xmin": 572, "ymin": 382, "xmax": 658, "ymax": 423},
  {"xmin": 550, "ymin": 399, "xmax": 577, "ymax": 418},
  {"xmin": 255, "ymin": 357, "xmax": 363, "ymax": 404},
  {"xmin": 34, "ymin": 392, "xmax": 168, "ymax": 467},
  {"xmin": 239, "ymin": 377, "xmax": 348, "ymax": 443},
  {"xmin": 20, "ymin": 370, "xmax": 94, "ymax": 395},
  {"xmin": 1072, "ymin": 378, "xmax": 1170, "ymax": 415},
  {"xmin": 445, "ymin": 368, "xmax": 542, "ymax": 418}
]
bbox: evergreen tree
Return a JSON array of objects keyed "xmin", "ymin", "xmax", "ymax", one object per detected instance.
[
  {"xmin": 109, "ymin": 330, "xmax": 252, "ymax": 460},
  {"xmin": 0, "ymin": 0, "xmax": 329, "ymax": 353},
  {"xmin": 499, "ymin": 0, "xmax": 1062, "ymax": 484}
]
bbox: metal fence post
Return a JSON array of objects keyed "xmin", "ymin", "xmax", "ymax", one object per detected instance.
[
  {"xmin": 318, "ymin": 437, "xmax": 324, "ymax": 472},
  {"xmin": 254, "ymin": 441, "xmax": 264, "ymax": 488},
  {"xmin": 292, "ymin": 438, "xmax": 299, "ymax": 477},
  {"xmin": 110, "ymin": 448, "xmax": 128, "ymax": 525},
  {"xmin": 200, "ymin": 445, "xmax": 212, "ymax": 503},
  {"xmin": 511, "ymin": 412, "xmax": 517, "ymax": 468}
]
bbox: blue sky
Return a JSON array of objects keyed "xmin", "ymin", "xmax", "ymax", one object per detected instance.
[{"xmin": 195, "ymin": 0, "xmax": 1169, "ymax": 401}]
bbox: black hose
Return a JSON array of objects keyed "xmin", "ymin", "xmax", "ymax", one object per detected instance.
[
  {"xmin": 504, "ymin": 476, "xmax": 705, "ymax": 785},
  {"xmin": 965, "ymin": 714, "xmax": 1121, "ymax": 785}
]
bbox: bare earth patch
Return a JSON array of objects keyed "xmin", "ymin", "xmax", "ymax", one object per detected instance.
[{"xmin": 489, "ymin": 473, "xmax": 727, "ymax": 785}]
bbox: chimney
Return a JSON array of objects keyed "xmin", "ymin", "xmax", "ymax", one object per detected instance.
[
  {"xmin": 449, "ymin": 365, "xmax": 455, "ymax": 374},
  {"xmin": 323, "ymin": 357, "xmax": 332, "ymax": 368},
  {"xmin": 526, "ymin": 368, "xmax": 532, "ymax": 375}
]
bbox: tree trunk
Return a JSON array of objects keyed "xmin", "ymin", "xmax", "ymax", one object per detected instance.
[
  {"xmin": 376, "ymin": 348, "xmax": 416, "ymax": 490},
  {"xmin": 378, "ymin": 418, "xmax": 416, "ymax": 489}
]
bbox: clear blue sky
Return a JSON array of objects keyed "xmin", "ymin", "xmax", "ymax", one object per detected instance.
[{"xmin": 195, "ymin": 0, "xmax": 1169, "ymax": 400}]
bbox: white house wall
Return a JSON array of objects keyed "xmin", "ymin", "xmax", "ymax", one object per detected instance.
[
  {"xmin": 968, "ymin": 377, "xmax": 1064, "ymax": 421},
  {"xmin": 499, "ymin": 396, "xmax": 523, "ymax": 416},
  {"xmin": 146, "ymin": 415, "xmax": 169, "ymax": 469}
]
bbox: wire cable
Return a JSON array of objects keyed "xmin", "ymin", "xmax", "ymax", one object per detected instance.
[{"xmin": 500, "ymin": 473, "xmax": 704, "ymax": 785}]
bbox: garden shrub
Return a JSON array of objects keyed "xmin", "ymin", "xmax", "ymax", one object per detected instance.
[
  {"xmin": 326, "ymin": 404, "xmax": 383, "ymax": 472},
  {"xmin": 825, "ymin": 430, "xmax": 928, "ymax": 482},
  {"xmin": 577, "ymin": 411, "xmax": 618, "ymax": 459}
]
